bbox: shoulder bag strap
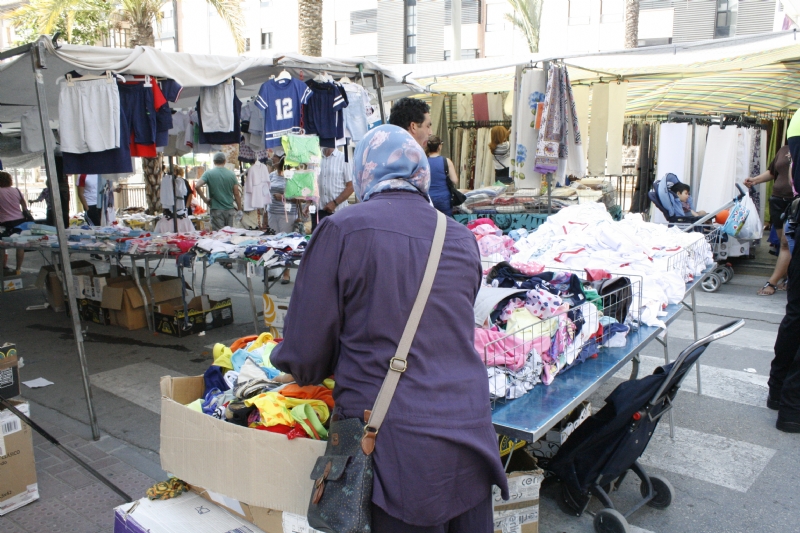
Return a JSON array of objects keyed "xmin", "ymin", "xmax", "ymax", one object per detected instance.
[{"xmin": 361, "ymin": 211, "xmax": 447, "ymax": 455}]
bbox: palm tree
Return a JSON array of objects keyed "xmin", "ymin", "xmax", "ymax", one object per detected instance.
[
  {"xmin": 505, "ymin": 0, "xmax": 544, "ymax": 54},
  {"xmin": 298, "ymin": 0, "xmax": 322, "ymax": 57},
  {"xmin": 624, "ymin": 0, "xmax": 639, "ymax": 49}
]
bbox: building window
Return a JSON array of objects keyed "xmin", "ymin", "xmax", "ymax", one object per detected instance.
[
  {"xmin": 444, "ymin": 49, "xmax": 480, "ymax": 60},
  {"xmin": 405, "ymin": 0, "xmax": 417, "ymax": 63},
  {"xmin": 485, "ymin": 3, "xmax": 508, "ymax": 32},
  {"xmin": 245, "ymin": 38, "xmax": 251, "ymax": 52},
  {"xmin": 600, "ymin": 0, "xmax": 623, "ymax": 23},
  {"xmin": 445, "ymin": 0, "xmax": 481, "ymax": 25},
  {"xmin": 350, "ymin": 9, "xmax": 378, "ymax": 34},
  {"xmin": 568, "ymin": 0, "xmax": 591, "ymax": 26},
  {"xmin": 261, "ymin": 31, "xmax": 272, "ymax": 50},
  {"xmin": 715, "ymin": 0, "xmax": 738, "ymax": 38}
]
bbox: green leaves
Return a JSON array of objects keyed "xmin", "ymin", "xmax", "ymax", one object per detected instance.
[{"xmin": 504, "ymin": 0, "xmax": 544, "ymax": 54}]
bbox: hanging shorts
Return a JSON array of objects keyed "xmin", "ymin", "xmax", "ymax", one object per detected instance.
[
  {"xmin": 58, "ymin": 78, "xmax": 121, "ymax": 153},
  {"xmin": 200, "ymin": 80, "xmax": 235, "ymax": 133}
]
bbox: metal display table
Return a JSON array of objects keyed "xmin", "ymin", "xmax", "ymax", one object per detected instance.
[{"xmin": 491, "ymin": 267, "xmax": 713, "ymax": 443}]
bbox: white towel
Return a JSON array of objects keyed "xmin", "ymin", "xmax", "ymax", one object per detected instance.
[
  {"xmin": 512, "ymin": 68, "xmax": 547, "ymax": 189},
  {"xmin": 656, "ymin": 123, "xmax": 690, "ymax": 183},
  {"xmin": 572, "ymin": 85, "xmax": 590, "ymax": 169},
  {"xmin": 587, "ymin": 83, "xmax": 610, "ymax": 175},
  {"xmin": 696, "ymin": 125, "xmax": 739, "ymax": 213},
  {"xmin": 606, "ymin": 81, "xmax": 628, "ymax": 175},
  {"xmin": 487, "ymin": 93, "xmax": 505, "ymax": 121},
  {"xmin": 457, "ymin": 94, "xmax": 472, "ymax": 122}
]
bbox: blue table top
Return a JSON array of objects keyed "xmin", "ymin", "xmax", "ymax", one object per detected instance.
[{"xmin": 490, "ymin": 269, "xmax": 711, "ymax": 442}]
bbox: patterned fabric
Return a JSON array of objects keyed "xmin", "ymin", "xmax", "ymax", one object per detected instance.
[
  {"xmin": 750, "ymin": 129, "xmax": 762, "ymax": 215},
  {"xmin": 353, "ymin": 125, "xmax": 430, "ymax": 202},
  {"xmin": 146, "ymin": 477, "xmax": 189, "ymax": 500}
]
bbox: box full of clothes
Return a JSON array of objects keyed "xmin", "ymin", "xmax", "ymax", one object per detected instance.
[{"xmin": 160, "ymin": 333, "xmax": 331, "ymax": 516}]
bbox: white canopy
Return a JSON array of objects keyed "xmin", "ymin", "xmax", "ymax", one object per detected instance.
[{"xmin": 0, "ymin": 36, "xmax": 423, "ymax": 124}]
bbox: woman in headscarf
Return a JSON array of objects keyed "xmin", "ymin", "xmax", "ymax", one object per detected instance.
[{"xmin": 271, "ymin": 125, "xmax": 508, "ymax": 532}]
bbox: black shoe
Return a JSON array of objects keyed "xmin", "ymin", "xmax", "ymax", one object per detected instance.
[
  {"xmin": 767, "ymin": 393, "xmax": 781, "ymax": 411},
  {"xmin": 776, "ymin": 416, "xmax": 800, "ymax": 433}
]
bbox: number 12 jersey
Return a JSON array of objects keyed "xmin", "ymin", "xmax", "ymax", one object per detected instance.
[{"xmin": 255, "ymin": 77, "xmax": 311, "ymax": 148}]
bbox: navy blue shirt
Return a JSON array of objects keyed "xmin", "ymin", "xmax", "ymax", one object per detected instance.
[
  {"xmin": 271, "ymin": 190, "xmax": 508, "ymax": 526},
  {"xmin": 302, "ymin": 80, "xmax": 348, "ymax": 147}
]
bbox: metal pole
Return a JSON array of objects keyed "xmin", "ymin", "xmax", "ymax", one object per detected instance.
[
  {"xmin": 452, "ymin": 0, "xmax": 462, "ymax": 61},
  {"xmin": 31, "ymin": 39, "xmax": 100, "ymax": 440},
  {"xmin": 543, "ymin": 61, "xmax": 552, "ymax": 215},
  {"xmin": 689, "ymin": 119, "xmax": 697, "ymax": 194},
  {"xmin": 374, "ymin": 73, "xmax": 386, "ymax": 124},
  {"xmin": 171, "ymin": 157, "xmax": 178, "ymax": 234}
]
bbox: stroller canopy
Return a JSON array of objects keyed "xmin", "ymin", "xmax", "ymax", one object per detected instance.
[{"xmin": 653, "ymin": 173, "xmax": 693, "ymax": 219}]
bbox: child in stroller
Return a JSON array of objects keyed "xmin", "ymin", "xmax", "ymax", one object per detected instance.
[
  {"xmin": 649, "ymin": 173, "xmax": 704, "ymax": 223},
  {"xmin": 671, "ymin": 182, "xmax": 707, "ymax": 218}
]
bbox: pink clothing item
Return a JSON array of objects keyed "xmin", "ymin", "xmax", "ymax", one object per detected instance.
[
  {"xmin": 472, "ymin": 223, "xmax": 502, "ymax": 237},
  {"xmin": 472, "ymin": 94, "xmax": 489, "ymax": 122},
  {"xmin": 510, "ymin": 261, "xmax": 545, "ymax": 276},
  {"xmin": 0, "ymin": 187, "xmax": 23, "ymax": 223},
  {"xmin": 525, "ymin": 289, "xmax": 564, "ymax": 319},
  {"xmin": 467, "ymin": 218, "xmax": 497, "ymax": 230},
  {"xmin": 477, "ymin": 234, "xmax": 517, "ymax": 259},
  {"xmin": 474, "ymin": 328, "xmax": 529, "ymax": 371},
  {"xmin": 585, "ymin": 268, "xmax": 611, "ymax": 282}
]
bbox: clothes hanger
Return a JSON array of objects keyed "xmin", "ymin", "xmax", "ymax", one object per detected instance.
[
  {"xmin": 276, "ymin": 70, "xmax": 291, "ymax": 81},
  {"xmin": 59, "ymin": 70, "xmax": 125, "ymax": 86},
  {"xmin": 232, "ymin": 77, "xmax": 244, "ymax": 85},
  {"xmin": 339, "ymin": 76, "xmax": 352, "ymax": 84}
]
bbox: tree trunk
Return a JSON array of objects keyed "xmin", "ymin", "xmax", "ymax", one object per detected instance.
[
  {"xmin": 130, "ymin": 20, "xmax": 156, "ymax": 48},
  {"xmin": 298, "ymin": 0, "xmax": 323, "ymax": 57},
  {"xmin": 624, "ymin": 0, "xmax": 639, "ymax": 49}
]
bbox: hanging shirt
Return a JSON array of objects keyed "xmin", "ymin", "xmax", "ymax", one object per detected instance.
[
  {"xmin": 244, "ymin": 161, "xmax": 271, "ymax": 211},
  {"xmin": 77, "ymin": 174, "xmax": 99, "ymax": 207},
  {"xmin": 341, "ymin": 83, "xmax": 372, "ymax": 142},
  {"xmin": 318, "ymin": 150, "xmax": 353, "ymax": 211},
  {"xmin": 255, "ymin": 78, "xmax": 309, "ymax": 148},
  {"xmin": 302, "ymin": 80, "xmax": 349, "ymax": 148},
  {"xmin": 160, "ymin": 174, "xmax": 187, "ymax": 211}
]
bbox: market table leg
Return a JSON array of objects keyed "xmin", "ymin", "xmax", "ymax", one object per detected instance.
[{"xmin": 131, "ymin": 258, "xmax": 153, "ymax": 331}]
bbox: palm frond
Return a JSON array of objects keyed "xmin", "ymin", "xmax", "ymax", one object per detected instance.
[
  {"xmin": 205, "ymin": 0, "xmax": 247, "ymax": 54},
  {"xmin": 9, "ymin": 0, "xmax": 84, "ymax": 38},
  {"xmin": 505, "ymin": 0, "xmax": 543, "ymax": 53}
]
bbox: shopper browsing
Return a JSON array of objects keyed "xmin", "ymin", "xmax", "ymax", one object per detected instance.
[
  {"xmin": 489, "ymin": 125, "xmax": 512, "ymax": 185},
  {"xmin": 388, "ymin": 97, "xmax": 432, "ymax": 148},
  {"xmin": 271, "ymin": 125, "xmax": 508, "ymax": 532},
  {"xmin": 195, "ymin": 152, "xmax": 242, "ymax": 231},
  {"xmin": 745, "ymin": 145, "xmax": 794, "ymax": 296},
  {"xmin": 426, "ymin": 135, "xmax": 458, "ymax": 217},
  {"xmin": 312, "ymin": 147, "xmax": 354, "ymax": 231},
  {"xmin": 0, "ymin": 171, "xmax": 29, "ymax": 275},
  {"xmin": 267, "ymin": 154, "xmax": 297, "ymax": 284},
  {"xmin": 76, "ymin": 174, "xmax": 101, "ymax": 226}
]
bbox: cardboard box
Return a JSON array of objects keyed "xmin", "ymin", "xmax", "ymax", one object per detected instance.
[
  {"xmin": 36, "ymin": 260, "xmax": 96, "ymax": 312},
  {"xmin": 160, "ymin": 376, "xmax": 326, "ymax": 516},
  {"xmin": 113, "ymin": 492, "xmax": 270, "ymax": 533},
  {"xmin": 75, "ymin": 299, "xmax": 112, "ymax": 325},
  {"xmin": 0, "ymin": 344, "xmax": 20, "ymax": 399},
  {"xmin": 2, "ymin": 277, "xmax": 23, "ymax": 291},
  {"xmin": 262, "ymin": 294, "xmax": 290, "ymax": 329},
  {"xmin": 101, "ymin": 275, "xmax": 183, "ymax": 330},
  {"xmin": 0, "ymin": 401, "xmax": 39, "ymax": 515},
  {"xmin": 493, "ymin": 451, "xmax": 543, "ymax": 533},
  {"xmin": 154, "ymin": 296, "xmax": 234, "ymax": 338},
  {"xmin": 191, "ymin": 486, "xmax": 285, "ymax": 533}
]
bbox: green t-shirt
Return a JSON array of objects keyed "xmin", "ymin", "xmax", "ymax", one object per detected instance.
[
  {"xmin": 788, "ymin": 108, "xmax": 800, "ymax": 139},
  {"xmin": 200, "ymin": 166, "xmax": 238, "ymax": 210}
]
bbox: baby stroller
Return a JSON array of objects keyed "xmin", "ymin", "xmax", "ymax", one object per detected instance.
[
  {"xmin": 648, "ymin": 173, "xmax": 701, "ymax": 224},
  {"xmin": 549, "ymin": 320, "xmax": 745, "ymax": 533}
]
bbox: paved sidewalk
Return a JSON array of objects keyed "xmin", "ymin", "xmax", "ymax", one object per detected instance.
[{"xmin": 0, "ymin": 399, "xmax": 167, "ymax": 533}]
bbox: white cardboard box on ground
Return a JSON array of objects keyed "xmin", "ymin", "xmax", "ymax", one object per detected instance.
[
  {"xmin": 2, "ymin": 278, "xmax": 23, "ymax": 291},
  {"xmin": 0, "ymin": 401, "xmax": 39, "ymax": 516},
  {"xmin": 493, "ymin": 470, "xmax": 544, "ymax": 533},
  {"xmin": 113, "ymin": 492, "xmax": 268, "ymax": 533}
]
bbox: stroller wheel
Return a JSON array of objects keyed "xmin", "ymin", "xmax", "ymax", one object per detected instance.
[
  {"xmin": 593, "ymin": 508, "xmax": 630, "ymax": 533},
  {"xmin": 641, "ymin": 475, "xmax": 674, "ymax": 509},
  {"xmin": 723, "ymin": 265, "xmax": 734, "ymax": 283},
  {"xmin": 715, "ymin": 265, "xmax": 732, "ymax": 284},
  {"xmin": 701, "ymin": 273, "xmax": 721, "ymax": 293}
]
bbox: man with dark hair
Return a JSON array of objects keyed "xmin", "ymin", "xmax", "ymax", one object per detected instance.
[{"xmin": 388, "ymin": 97, "xmax": 432, "ymax": 148}]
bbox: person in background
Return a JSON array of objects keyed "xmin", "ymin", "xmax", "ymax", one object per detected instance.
[
  {"xmin": 76, "ymin": 173, "xmax": 101, "ymax": 225},
  {"xmin": 195, "ymin": 152, "xmax": 242, "ymax": 231},
  {"xmin": 271, "ymin": 125, "xmax": 508, "ymax": 532},
  {"xmin": 426, "ymin": 135, "xmax": 458, "ymax": 217},
  {"xmin": 313, "ymin": 147, "xmax": 354, "ymax": 232},
  {"xmin": 671, "ymin": 183, "xmax": 707, "ymax": 217},
  {"xmin": 745, "ymin": 145, "xmax": 794, "ymax": 296},
  {"xmin": 388, "ymin": 97, "xmax": 432, "ymax": 148},
  {"xmin": 267, "ymin": 154, "xmax": 297, "ymax": 284},
  {"xmin": 489, "ymin": 125, "xmax": 512, "ymax": 185},
  {"xmin": 173, "ymin": 167, "xmax": 193, "ymax": 216},
  {"xmin": 0, "ymin": 171, "xmax": 28, "ymax": 275}
]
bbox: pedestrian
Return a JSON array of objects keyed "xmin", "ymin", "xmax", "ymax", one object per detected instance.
[
  {"xmin": 195, "ymin": 152, "xmax": 242, "ymax": 231},
  {"xmin": 745, "ymin": 144, "xmax": 794, "ymax": 295},
  {"xmin": 0, "ymin": 171, "xmax": 30, "ymax": 275},
  {"xmin": 489, "ymin": 125, "xmax": 512, "ymax": 185},
  {"xmin": 267, "ymin": 154, "xmax": 297, "ymax": 284},
  {"xmin": 426, "ymin": 135, "xmax": 458, "ymax": 217},
  {"xmin": 312, "ymin": 147, "xmax": 354, "ymax": 231},
  {"xmin": 76, "ymin": 173, "xmax": 101, "ymax": 226},
  {"xmin": 388, "ymin": 97, "xmax": 432, "ymax": 148},
  {"xmin": 271, "ymin": 125, "xmax": 508, "ymax": 532}
]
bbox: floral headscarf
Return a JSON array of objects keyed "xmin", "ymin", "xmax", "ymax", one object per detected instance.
[{"xmin": 353, "ymin": 125, "xmax": 430, "ymax": 202}]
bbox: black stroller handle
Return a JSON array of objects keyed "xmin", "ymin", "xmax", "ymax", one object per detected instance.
[
  {"xmin": 650, "ymin": 319, "xmax": 745, "ymax": 405},
  {"xmin": 735, "ymin": 183, "xmax": 747, "ymax": 201}
]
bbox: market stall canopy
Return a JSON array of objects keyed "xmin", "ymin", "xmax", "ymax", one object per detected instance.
[
  {"xmin": 0, "ymin": 36, "xmax": 424, "ymax": 124},
  {"xmin": 400, "ymin": 31, "xmax": 800, "ymax": 114}
]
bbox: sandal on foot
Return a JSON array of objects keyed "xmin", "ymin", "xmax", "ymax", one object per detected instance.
[
  {"xmin": 758, "ymin": 282, "xmax": 778, "ymax": 296},
  {"xmin": 777, "ymin": 279, "xmax": 788, "ymax": 291}
]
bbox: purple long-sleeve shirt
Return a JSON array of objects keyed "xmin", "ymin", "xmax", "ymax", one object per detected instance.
[{"xmin": 271, "ymin": 190, "xmax": 508, "ymax": 526}]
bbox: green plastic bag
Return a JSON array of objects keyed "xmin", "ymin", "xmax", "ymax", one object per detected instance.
[{"xmin": 284, "ymin": 171, "xmax": 317, "ymax": 199}]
